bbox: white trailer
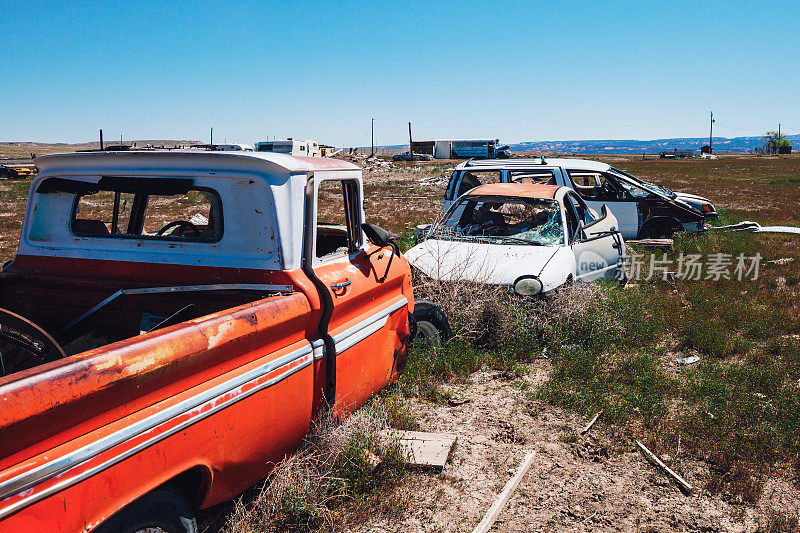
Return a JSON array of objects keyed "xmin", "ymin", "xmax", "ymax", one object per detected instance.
[
  {"xmin": 255, "ymin": 139, "xmax": 321, "ymax": 157},
  {"xmin": 434, "ymin": 140, "xmax": 452, "ymax": 159},
  {"xmin": 215, "ymin": 144, "xmax": 254, "ymax": 151}
]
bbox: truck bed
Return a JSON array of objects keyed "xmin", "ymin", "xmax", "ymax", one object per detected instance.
[
  {"xmin": 0, "ymin": 268, "xmax": 288, "ymax": 374},
  {"xmin": 0, "ymin": 288, "xmax": 312, "ymax": 461}
]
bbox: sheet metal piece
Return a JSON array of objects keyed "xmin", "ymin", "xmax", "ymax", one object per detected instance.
[{"xmin": 706, "ymin": 221, "xmax": 800, "ymax": 234}]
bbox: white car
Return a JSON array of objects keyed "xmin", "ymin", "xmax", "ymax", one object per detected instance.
[
  {"xmin": 443, "ymin": 158, "xmax": 718, "ymax": 239},
  {"xmin": 406, "ymin": 183, "xmax": 626, "ymax": 295}
]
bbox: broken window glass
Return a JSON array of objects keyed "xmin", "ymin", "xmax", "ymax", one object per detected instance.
[{"xmin": 435, "ymin": 196, "xmax": 563, "ymax": 246}]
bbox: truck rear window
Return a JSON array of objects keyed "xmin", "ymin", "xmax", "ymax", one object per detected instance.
[{"xmin": 70, "ymin": 183, "xmax": 223, "ymax": 242}]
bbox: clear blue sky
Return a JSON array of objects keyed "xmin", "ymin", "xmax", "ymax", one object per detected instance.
[{"xmin": 2, "ymin": 1, "xmax": 798, "ymax": 146}]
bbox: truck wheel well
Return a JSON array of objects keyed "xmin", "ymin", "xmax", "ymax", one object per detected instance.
[{"xmin": 166, "ymin": 466, "xmax": 212, "ymax": 508}]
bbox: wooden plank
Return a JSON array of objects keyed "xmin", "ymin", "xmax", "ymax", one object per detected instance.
[
  {"xmin": 580, "ymin": 411, "xmax": 602, "ymax": 435},
  {"xmin": 385, "ymin": 430, "xmax": 457, "ymax": 469},
  {"xmin": 473, "ymin": 452, "xmax": 536, "ymax": 533},
  {"xmin": 636, "ymin": 440, "xmax": 692, "ymax": 493}
]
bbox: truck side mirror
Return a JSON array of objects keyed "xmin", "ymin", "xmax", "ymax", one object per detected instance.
[
  {"xmin": 361, "ymin": 223, "xmax": 392, "ymax": 248},
  {"xmin": 361, "ymin": 223, "xmax": 398, "ymax": 283}
]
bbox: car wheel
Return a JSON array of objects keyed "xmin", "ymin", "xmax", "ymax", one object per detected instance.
[
  {"xmin": 94, "ymin": 485, "xmax": 197, "ymax": 533},
  {"xmin": 411, "ymin": 300, "xmax": 451, "ymax": 350}
]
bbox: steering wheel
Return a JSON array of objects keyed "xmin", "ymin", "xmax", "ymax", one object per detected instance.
[{"xmin": 156, "ymin": 220, "xmax": 200, "ymax": 237}]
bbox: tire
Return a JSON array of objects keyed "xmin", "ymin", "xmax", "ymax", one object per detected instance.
[
  {"xmin": 411, "ymin": 300, "xmax": 451, "ymax": 350},
  {"xmin": 94, "ymin": 485, "xmax": 197, "ymax": 533}
]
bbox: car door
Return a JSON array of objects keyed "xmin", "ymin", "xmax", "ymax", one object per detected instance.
[
  {"xmin": 566, "ymin": 170, "xmax": 639, "ymax": 239},
  {"xmin": 311, "ymin": 176, "xmax": 410, "ymax": 417},
  {"xmin": 564, "ymin": 192, "xmax": 623, "ymax": 282}
]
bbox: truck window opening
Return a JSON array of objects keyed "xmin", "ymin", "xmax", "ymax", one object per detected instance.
[
  {"xmin": 71, "ymin": 186, "xmax": 223, "ymax": 241},
  {"xmin": 316, "ymin": 180, "xmax": 361, "ymax": 258}
]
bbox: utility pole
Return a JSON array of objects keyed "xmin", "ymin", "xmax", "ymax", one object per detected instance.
[
  {"xmin": 210, "ymin": 127, "xmax": 213, "ymax": 145},
  {"xmin": 408, "ymin": 122, "xmax": 413, "ymax": 156},
  {"xmin": 371, "ymin": 118, "xmax": 375, "ymax": 157},
  {"xmin": 709, "ymin": 111, "xmax": 714, "ymax": 153},
  {"xmin": 99, "ymin": 129, "xmax": 104, "ymax": 150}
]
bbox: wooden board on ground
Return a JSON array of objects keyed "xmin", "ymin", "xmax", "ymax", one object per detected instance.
[{"xmin": 385, "ymin": 430, "xmax": 457, "ymax": 469}]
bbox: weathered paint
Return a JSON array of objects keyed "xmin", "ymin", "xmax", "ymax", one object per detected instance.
[{"xmin": 0, "ymin": 151, "xmax": 413, "ymax": 531}]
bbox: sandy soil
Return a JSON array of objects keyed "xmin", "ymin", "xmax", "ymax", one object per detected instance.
[{"xmin": 348, "ymin": 361, "xmax": 800, "ymax": 533}]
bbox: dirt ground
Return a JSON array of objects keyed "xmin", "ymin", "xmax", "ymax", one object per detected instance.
[
  {"xmin": 3, "ymin": 150, "xmax": 800, "ymax": 531},
  {"xmin": 347, "ymin": 362, "xmax": 800, "ymax": 533}
]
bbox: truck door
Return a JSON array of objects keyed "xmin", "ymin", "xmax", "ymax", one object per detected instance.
[{"xmin": 310, "ymin": 175, "xmax": 410, "ymax": 417}]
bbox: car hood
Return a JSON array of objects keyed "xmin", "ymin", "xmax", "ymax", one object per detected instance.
[
  {"xmin": 614, "ymin": 173, "xmax": 714, "ymax": 213},
  {"xmin": 674, "ymin": 191, "xmax": 710, "ymax": 203},
  {"xmin": 405, "ymin": 238, "xmax": 561, "ymax": 286},
  {"xmin": 674, "ymin": 191, "xmax": 711, "ymax": 205}
]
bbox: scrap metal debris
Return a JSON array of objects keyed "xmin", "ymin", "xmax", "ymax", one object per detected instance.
[
  {"xmin": 447, "ymin": 397, "xmax": 471, "ymax": 407},
  {"xmin": 677, "ymin": 355, "xmax": 700, "ymax": 365},
  {"xmin": 627, "ymin": 238, "xmax": 674, "ymax": 247},
  {"xmin": 706, "ymin": 221, "xmax": 800, "ymax": 234}
]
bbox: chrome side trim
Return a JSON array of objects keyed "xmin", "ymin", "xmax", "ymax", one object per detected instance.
[{"xmin": 0, "ymin": 343, "xmax": 313, "ymax": 518}]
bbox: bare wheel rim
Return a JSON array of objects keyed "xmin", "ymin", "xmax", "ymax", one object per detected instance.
[{"xmin": 414, "ymin": 320, "xmax": 442, "ymax": 350}]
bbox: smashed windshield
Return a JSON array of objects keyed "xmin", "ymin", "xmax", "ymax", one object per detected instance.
[
  {"xmin": 610, "ymin": 167, "xmax": 675, "ymax": 198},
  {"xmin": 434, "ymin": 196, "xmax": 564, "ymax": 245}
]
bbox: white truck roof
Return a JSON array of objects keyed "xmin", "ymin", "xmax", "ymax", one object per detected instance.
[
  {"xmin": 35, "ymin": 150, "xmax": 358, "ymax": 175},
  {"xmin": 23, "ymin": 151, "xmax": 361, "ymax": 272}
]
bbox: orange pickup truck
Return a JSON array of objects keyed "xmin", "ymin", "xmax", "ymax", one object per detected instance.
[{"xmin": 0, "ymin": 150, "xmax": 433, "ymax": 532}]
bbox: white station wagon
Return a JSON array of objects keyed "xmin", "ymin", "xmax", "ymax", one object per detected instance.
[
  {"xmin": 407, "ymin": 183, "xmax": 626, "ymax": 295},
  {"xmin": 443, "ymin": 158, "xmax": 718, "ymax": 239}
]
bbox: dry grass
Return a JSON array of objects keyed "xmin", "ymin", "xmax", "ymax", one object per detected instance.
[
  {"xmin": 4, "ymin": 153, "xmax": 800, "ymax": 524},
  {"xmin": 216, "ymin": 401, "xmax": 408, "ymax": 533}
]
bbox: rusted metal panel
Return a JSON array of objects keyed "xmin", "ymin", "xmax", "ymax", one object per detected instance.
[{"xmin": 0, "ymin": 292, "xmax": 313, "ymax": 465}]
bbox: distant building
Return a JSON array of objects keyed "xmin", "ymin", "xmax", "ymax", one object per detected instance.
[
  {"xmin": 319, "ymin": 144, "xmax": 337, "ymax": 157},
  {"xmin": 660, "ymin": 149, "xmax": 694, "ymax": 159}
]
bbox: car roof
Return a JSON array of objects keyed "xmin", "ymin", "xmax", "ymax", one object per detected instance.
[
  {"xmin": 34, "ymin": 150, "xmax": 359, "ymax": 174},
  {"xmin": 466, "ymin": 183, "xmax": 562, "ymax": 200},
  {"xmin": 455, "ymin": 157, "xmax": 611, "ymax": 172}
]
